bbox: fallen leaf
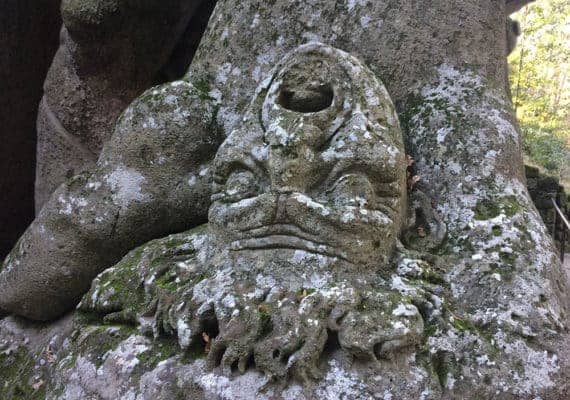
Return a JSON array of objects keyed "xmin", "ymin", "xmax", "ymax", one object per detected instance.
[
  {"xmin": 32, "ymin": 380, "xmax": 45, "ymax": 390},
  {"xmin": 202, "ymin": 332, "xmax": 211, "ymax": 354},
  {"xmin": 45, "ymin": 345, "xmax": 56, "ymax": 363},
  {"xmin": 408, "ymin": 175, "xmax": 421, "ymax": 189}
]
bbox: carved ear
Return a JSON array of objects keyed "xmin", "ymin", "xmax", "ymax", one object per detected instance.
[{"xmin": 402, "ymin": 189, "xmax": 446, "ymax": 252}]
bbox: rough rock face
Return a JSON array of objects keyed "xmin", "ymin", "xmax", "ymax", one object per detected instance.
[
  {"xmin": 1, "ymin": 1, "xmax": 569, "ymax": 399},
  {"xmin": 0, "ymin": 0, "xmax": 61, "ymax": 258},
  {"xmin": 179, "ymin": 2, "xmax": 570, "ymax": 397},
  {"xmin": 1, "ymin": 43, "xmax": 568, "ymax": 400},
  {"xmin": 35, "ymin": 0, "xmax": 215, "ymax": 210}
]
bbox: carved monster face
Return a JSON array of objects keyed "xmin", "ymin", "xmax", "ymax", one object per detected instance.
[{"xmin": 209, "ymin": 44, "xmax": 406, "ymax": 269}]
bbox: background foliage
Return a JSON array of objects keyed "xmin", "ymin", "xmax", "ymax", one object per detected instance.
[{"xmin": 509, "ymin": 0, "xmax": 570, "ymax": 185}]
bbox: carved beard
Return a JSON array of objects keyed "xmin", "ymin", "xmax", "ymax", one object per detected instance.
[{"xmin": 209, "ymin": 44, "xmax": 407, "ymax": 271}]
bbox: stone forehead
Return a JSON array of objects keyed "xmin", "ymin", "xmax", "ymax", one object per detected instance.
[
  {"xmin": 258, "ymin": 43, "xmax": 402, "ymax": 139},
  {"xmin": 217, "ymin": 43, "xmax": 404, "ymax": 162}
]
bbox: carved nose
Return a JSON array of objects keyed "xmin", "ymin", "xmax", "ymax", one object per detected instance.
[
  {"xmin": 273, "ymin": 192, "xmax": 291, "ymax": 223},
  {"xmin": 276, "ymin": 81, "xmax": 334, "ymax": 113}
]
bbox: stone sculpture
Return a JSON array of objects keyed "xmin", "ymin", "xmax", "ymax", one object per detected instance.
[
  {"xmin": 0, "ymin": 78, "xmax": 222, "ymax": 321},
  {"xmin": 35, "ymin": 0, "xmax": 208, "ymax": 210},
  {"xmin": 1, "ymin": 40, "xmax": 568, "ymax": 399},
  {"xmin": 78, "ymin": 44, "xmax": 430, "ymax": 383},
  {"xmin": 2, "ymin": 0, "xmax": 570, "ymax": 396}
]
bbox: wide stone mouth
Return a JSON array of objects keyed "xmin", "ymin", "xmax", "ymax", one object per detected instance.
[
  {"xmin": 230, "ymin": 225, "xmax": 350, "ymax": 261},
  {"xmin": 240, "ymin": 224, "xmax": 324, "ymax": 242},
  {"xmin": 229, "ymin": 235, "xmax": 348, "ymax": 261}
]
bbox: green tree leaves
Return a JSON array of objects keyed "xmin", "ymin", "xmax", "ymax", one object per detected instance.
[{"xmin": 509, "ymin": 0, "xmax": 570, "ymax": 182}]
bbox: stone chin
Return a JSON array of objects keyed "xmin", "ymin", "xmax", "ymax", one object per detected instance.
[{"xmin": 209, "ymin": 42, "xmax": 407, "ymax": 270}]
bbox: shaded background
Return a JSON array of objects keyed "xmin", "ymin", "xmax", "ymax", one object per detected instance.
[{"xmin": 0, "ymin": 0, "xmax": 62, "ymax": 257}]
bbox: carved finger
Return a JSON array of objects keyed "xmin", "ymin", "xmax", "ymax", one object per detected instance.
[
  {"xmin": 206, "ymin": 339, "xmax": 226, "ymax": 370},
  {"xmin": 238, "ymin": 352, "xmax": 251, "ymax": 373},
  {"xmin": 221, "ymin": 346, "xmax": 238, "ymax": 376}
]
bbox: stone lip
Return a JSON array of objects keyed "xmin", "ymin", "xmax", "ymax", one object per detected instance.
[{"xmin": 229, "ymin": 234, "xmax": 348, "ymax": 261}]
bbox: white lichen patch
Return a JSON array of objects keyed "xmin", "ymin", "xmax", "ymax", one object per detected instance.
[
  {"xmin": 198, "ymin": 362, "xmax": 270, "ymax": 400},
  {"xmin": 292, "ymin": 194, "xmax": 330, "ymax": 216},
  {"xmin": 493, "ymin": 331, "xmax": 560, "ymax": 395},
  {"xmin": 315, "ymin": 359, "xmax": 371, "ymax": 400},
  {"xmin": 57, "ymin": 194, "xmax": 88, "ymax": 215},
  {"xmin": 105, "ymin": 165, "xmax": 150, "ymax": 207},
  {"xmin": 57, "ymin": 335, "xmax": 151, "ymax": 400},
  {"xmin": 176, "ymin": 319, "xmax": 192, "ymax": 349},
  {"xmin": 101, "ymin": 336, "xmax": 150, "ymax": 375},
  {"xmin": 346, "ymin": 0, "xmax": 368, "ymax": 12},
  {"xmin": 393, "ymin": 303, "xmax": 419, "ymax": 317}
]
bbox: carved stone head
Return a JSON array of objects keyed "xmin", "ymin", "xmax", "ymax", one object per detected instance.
[
  {"xmin": 209, "ymin": 43, "xmax": 407, "ymax": 270},
  {"xmin": 77, "ymin": 44, "xmax": 426, "ymax": 385}
]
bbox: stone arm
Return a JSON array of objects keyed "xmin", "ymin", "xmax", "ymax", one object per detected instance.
[{"xmin": 0, "ymin": 81, "xmax": 222, "ymax": 321}]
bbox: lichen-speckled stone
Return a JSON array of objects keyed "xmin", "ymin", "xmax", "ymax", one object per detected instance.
[
  {"xmin": 1, "ymin": 1, "xmax": 569, "ymax": 399},
  {"xmin": 0, "ymin": 81, "xmax": 223, "ymax": 321},
  {"xmin": 35, "ymin": 0, "xmax": 205, "ymax": 210},
  {"xmin": 2, "ymin": 41, "xmax": 568, "ymax": 399}
]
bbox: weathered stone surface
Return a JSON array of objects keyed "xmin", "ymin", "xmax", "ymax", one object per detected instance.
[
  {"xmin": 1, "ymin": 43, "xmax": 568, "ymax": 399},
  {"xmin": 35, "ymin": 0, "xmax": 214, "ymax": 210},
  {"xmin": 185, "ymin": 10, "xmax": 570, "ymax": 399},
  {"xmin": 1, "ymin": 1, "xmax": 569, "ymax": 398},
  {"xmin": 0, "ymin": 0, "xmax": 61, "ymax": 258},
  {"xmin": 0, "ymin": 81, "xmax": 222, "ymax": 320},
  {"xmin": 0, "ymin": 46, "xmax": 441, "ymax": 398}
]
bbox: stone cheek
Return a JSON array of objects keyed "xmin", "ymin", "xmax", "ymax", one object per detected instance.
[{"xmin": 209, "ymin": 43, "xmax": 407, "ymax": 270}]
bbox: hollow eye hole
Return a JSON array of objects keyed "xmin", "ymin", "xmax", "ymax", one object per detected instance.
[
  {"xmin": 277, "ymin": 82, "xmax": 334, "ymax": 113},
  {"xmin": 223, "ymin": 170, "xmax": 260, "ymax": 202},
  {"xmin": 328, "ymin": 174, "xmax": 375, "ymax": 207}
]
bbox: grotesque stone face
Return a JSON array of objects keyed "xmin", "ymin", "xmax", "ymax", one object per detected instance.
[
  {"xmin": 68, "ymin": 44, "xmax": 430, "ymax": 387},
  {"xmin": 209, "ymin": 44, "xmax": 407, "ymax": 269}
]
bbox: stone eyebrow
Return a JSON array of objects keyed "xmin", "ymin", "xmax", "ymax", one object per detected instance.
[
  {"xmin": 321, "ymin": 161, "xmax": 396, "ymax": 193},
  {"xmin": 214, "ymin": 155, "xmax": 267, "ymax": 183}
]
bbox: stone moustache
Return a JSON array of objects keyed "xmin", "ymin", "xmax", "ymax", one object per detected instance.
[{"xmin": 77, "ymin": 44, "xmax": 434, "ymax": 384}]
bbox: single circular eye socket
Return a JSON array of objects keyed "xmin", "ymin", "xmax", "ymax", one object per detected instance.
[
  {"xmin": 328, "ymin": 174, "xmax": 376, "ymax": 207},
  {"xmin": 223, "ymin": 170, "xmax": 260, "ymax": 202},
  {"xmin": 277, "ymin": 82, "xmax": 334, "ymax": 114}
]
